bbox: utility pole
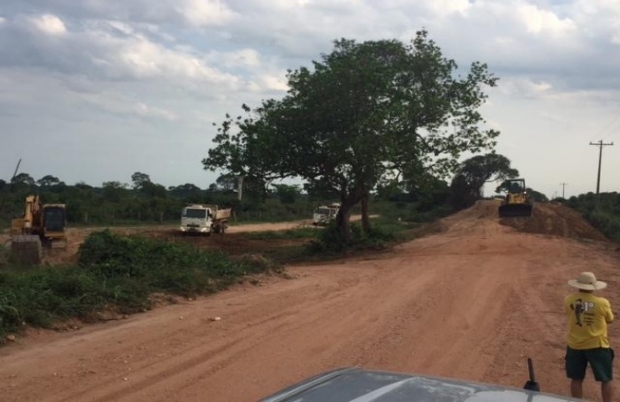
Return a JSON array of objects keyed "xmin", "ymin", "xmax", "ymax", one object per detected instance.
[
  {"xmin": 560, "ymin": 182, "xmax": 568, "ymax": 198},
  {"xmin": 589, "ymin": 140, "xmax": 614, "ymax": 194}
]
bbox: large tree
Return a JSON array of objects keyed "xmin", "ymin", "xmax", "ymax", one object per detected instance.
[
  {"xmin": 450, "ymin": 153, "xmax": 519, "ymax": 209},
  {"xmin": 131, "ymin": 172, "xmax": 151, "ymax": 190},
  {"xmin": 11, "ymin": 172, "xmax": 35, "ymax": 187},
  {"xmin": 203, "ymin": 30, "xmax": 500, "ymax": 241},
  {"xmin": 37, "ymin": 175, "xmax": 61, "ymax": 187}
]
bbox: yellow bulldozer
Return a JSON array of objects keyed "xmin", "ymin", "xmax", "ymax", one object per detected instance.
[
  {"xmin": 497, "ymin": 178, "xmax": 533, "ymax": 218},
  {"xmin": 10, "ymin": 195, "xmax": 68, "ymax": 264}
]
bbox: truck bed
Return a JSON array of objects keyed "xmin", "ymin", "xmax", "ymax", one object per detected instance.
[{"xmin": 214, "ymin": 209, "xmax": 231, "ymax": 220}]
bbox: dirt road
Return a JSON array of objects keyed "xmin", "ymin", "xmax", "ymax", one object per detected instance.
[{"xmin": 1, "ymin": 201, "xmax": 619, "ymax": 402}]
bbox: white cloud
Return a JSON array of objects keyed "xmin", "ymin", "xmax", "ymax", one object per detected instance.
[
  {"xmin": 134, "ymin": 102, "xmax": 177, "ymax": 120},
  {"xmin": 177, "ymin": 0, "xmax": 238, "ymax": 27},
  {"xmin": 1, "ymin": 0, "xmax": 620, "ymax": 196},
  {"xmin": 258, "ymin": 74, "xmax": 289, "ymax": 92},
  {"xmin": 209, "ymin": 48, "xmax": 262, "ymax": 68},
  {"xmin": 517, "ymin": 3, "xmax": 576, "ymax": 35},
  {"xmin": 29, "ymin": 14, "xmax": 67, "ymax": 35},
  {"xmin": 424, "ymin": 0, "xmax": 472, "ymax": 17}
]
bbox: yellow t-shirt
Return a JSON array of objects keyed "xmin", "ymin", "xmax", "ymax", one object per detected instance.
[{"xmin": 565, "ymin": 292, "xmax": 614, "ymax": 349}]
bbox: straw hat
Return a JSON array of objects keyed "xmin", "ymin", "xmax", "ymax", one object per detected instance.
[{"xmin": 568, "ymin": 272, "xmax": 607, "ymax": 291}]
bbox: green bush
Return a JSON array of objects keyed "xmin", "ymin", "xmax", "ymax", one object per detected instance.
[
  {"xmin": 583, "ymin": 210, "xmax": 620, "ymax": 242},
  {"xmin": 0, "ymin": 245, "xmax": 9, "ymax": 268},
  {"xmin": 0, "ymin": 229, "xmax": 281, "ymax": 342},
  {"xmin": 564, "ymin": 192, "xmax": 620, "ymax": 242},
  {"xmin": 306, "ymin": 218, "xmax": 402, "ymax": 255},
  {"xmin": 78, "ymin": 230, "xmax": 279, "ymax": 294}
]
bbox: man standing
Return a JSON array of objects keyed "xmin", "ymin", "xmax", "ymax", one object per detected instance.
[{"xmin": 565, "ymin": 271, "xmax": 614, "ymax": 402}]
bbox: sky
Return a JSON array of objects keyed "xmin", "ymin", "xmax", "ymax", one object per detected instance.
[{"xmin": 1, "ymin": 0, "xmax": 619, "ymax": 199}]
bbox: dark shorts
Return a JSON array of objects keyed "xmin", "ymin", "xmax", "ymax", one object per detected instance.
[{"xmin": 565, "ymin": 346, "xmax": 614, "ymax": 382}]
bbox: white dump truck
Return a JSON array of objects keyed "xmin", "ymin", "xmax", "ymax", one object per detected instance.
[
  {"xmin": 312, "ymin": 203, "xmax": 340, "ymax": 226},
  {"xmin": 179, "ymin": 204, "xmax": 231, "ymax": 235}
]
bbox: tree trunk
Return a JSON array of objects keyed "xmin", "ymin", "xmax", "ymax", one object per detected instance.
[
  {"xmin": 336, "ymin": 204, "xmax": 353, "ymax": 244},
  {"xmin": 335, "ymin": 194, "xmax": 360, "ymax": 244},
  {"xmin": 361, "ymin": 191, "xmax": 370, "ymax": 234}
]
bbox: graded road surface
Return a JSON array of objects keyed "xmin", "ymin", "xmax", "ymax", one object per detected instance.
[{"xmin": 1, "ymin": 201, "xmax": 619, "ymax": 402}]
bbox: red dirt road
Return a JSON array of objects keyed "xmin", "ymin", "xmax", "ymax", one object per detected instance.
[{"xmin": 1, "ymin": 201, "xmax": 619, "ymax": 402}]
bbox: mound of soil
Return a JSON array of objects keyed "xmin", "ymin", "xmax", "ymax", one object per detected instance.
[{"xmin": 499, "ymin": 202, "xmax": 608, "ymax": 241}]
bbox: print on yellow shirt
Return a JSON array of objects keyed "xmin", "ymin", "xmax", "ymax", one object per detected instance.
[{"xmin": 565, "ymin": 292, "xmax": 614, "ymax": 350}]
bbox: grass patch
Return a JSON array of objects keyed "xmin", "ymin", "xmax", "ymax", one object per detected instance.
[
  {"xmin": 305, "ymin": 217, "xmax": 418, "ymax": 256},
  {"xmin": 0, "ymin": 229, "xmax": 283, "ymax": 343},
  {"xmin": 243, "ymin": 227, "xmax": 320, "ymax": 240}
]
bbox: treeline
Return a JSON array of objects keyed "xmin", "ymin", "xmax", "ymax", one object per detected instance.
[
  {"xmin": 0, "ymin": 171, "xmax": 322, "ymax": 226},
  {"xmin": 563, "ymin": 192, "xmax": 620, "ymax": 241},
  {"xmin": 1, "ymin": 151, "xmax": 547, "ymax": 229},
  {"xmin": 0, "ymin": 171, "xmax": 453, "ymax": 227}
]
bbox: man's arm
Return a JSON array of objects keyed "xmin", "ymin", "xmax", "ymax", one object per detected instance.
[{"xmin": 604, "ymin": 300, "xmax": 614, "ymax": 323}]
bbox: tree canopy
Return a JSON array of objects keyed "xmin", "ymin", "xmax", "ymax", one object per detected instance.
[
  {"xmin": 449, "ymin": 153, "xmax": 519, "ymax": 209},
  {"xmin": 203, "ymin": 30, "xmax": 500, "ymax": 241}
]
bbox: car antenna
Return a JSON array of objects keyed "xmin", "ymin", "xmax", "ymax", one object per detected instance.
[{"xmin": 523, "ymin": 357, "xmax": 540, "ymax": 392}]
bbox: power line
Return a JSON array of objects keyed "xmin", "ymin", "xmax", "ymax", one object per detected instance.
[
  {"xmin": 591, "ymin": 114, "xmax": 620, "ymax": 143},
  {"xmin": 589, "ymin": 140, "xmax": 614, "ymax": 194}
]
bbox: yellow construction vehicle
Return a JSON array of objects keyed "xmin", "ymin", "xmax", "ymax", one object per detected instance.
[
  {"xmin": 10, "ymin": 195, "xmax": 67, "ymax": 264},
  {"xmin": 498, "ymin": 178, "xmax": 533, "ymax": 218}
]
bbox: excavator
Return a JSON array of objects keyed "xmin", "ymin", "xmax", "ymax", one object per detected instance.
[
  {"xmin": 497, "ymin": 178, "xmax": 533, "ymax": 218},
  {"xmin": 10, "ymin": 195, "xmax": 68, "ymax": 264}
]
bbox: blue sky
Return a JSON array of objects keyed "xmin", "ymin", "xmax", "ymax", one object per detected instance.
[{"xmin": 1, "ymin": 0, "xmax": 619, "ymax": 198}]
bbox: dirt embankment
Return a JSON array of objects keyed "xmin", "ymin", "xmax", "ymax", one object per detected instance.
[
  {"xmin": 499, "ymin": 201, "xmax": 608, "ymax": 241},
  {"xmin": 0, "ymin": 201, "xmax": 618, "ymax": 402},
  {"xmin": 409, "ymin": 199, "xmax": 610, "ymax": 243}
]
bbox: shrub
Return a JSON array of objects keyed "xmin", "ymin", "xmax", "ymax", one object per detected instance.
[
  {"xmin": 306, "ymin": 218, "xmax": 402, "ymax": 255},
  {"xmin": 0, "ymin": 230, "xmax": 281, "ymax": 342}
]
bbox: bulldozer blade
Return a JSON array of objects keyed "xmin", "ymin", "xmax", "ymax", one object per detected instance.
[{"xmin": 499, "ymin": 204, "xmax": 533, "ymax": 218}]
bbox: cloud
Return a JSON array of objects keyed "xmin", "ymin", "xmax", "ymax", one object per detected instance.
[
  {"xmin": 0, "ymin": 15, "xmax": 249, "ymax": 91},
  {"xmin": 1, "ymin": 0, "xmax": 620, "ymax": 196},
  {"xmin": 178, "ymin": 0, "xmax": 238, "ymax": 27},
  {"xmin": 516, "ymin": 3, "xmax": 576, "ymax": 35},
  {"xmin": 11, "ymin": 0, "xmax": 238, "ymax": 29},
  {"xmin": 28, "ymin": 14, "xmax": 67, "ymax": 35}
]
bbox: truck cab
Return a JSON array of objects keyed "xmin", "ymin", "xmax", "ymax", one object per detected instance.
[
  {"xmin": 180, "ymin": 204, "xmax": 230, "ymax": 235},
  {"xmin": 312, "ymin": 203, "xmax": 340, "ymax": 226}
]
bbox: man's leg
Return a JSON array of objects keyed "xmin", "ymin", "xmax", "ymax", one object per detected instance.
[
  {"xmin": 586, "ymin": 348, "xmax": 614, "ymax": 402},
  {"xmin": 571, "ymin": 379, "xmax": 584, "ymax": 398},
  {"xmin": 566, "ymin": 347, "xmax": 588, "ymax": 397},
  {"xmin": 601, "ymin": 381, "xmax": 613, "ymax": 402}
]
